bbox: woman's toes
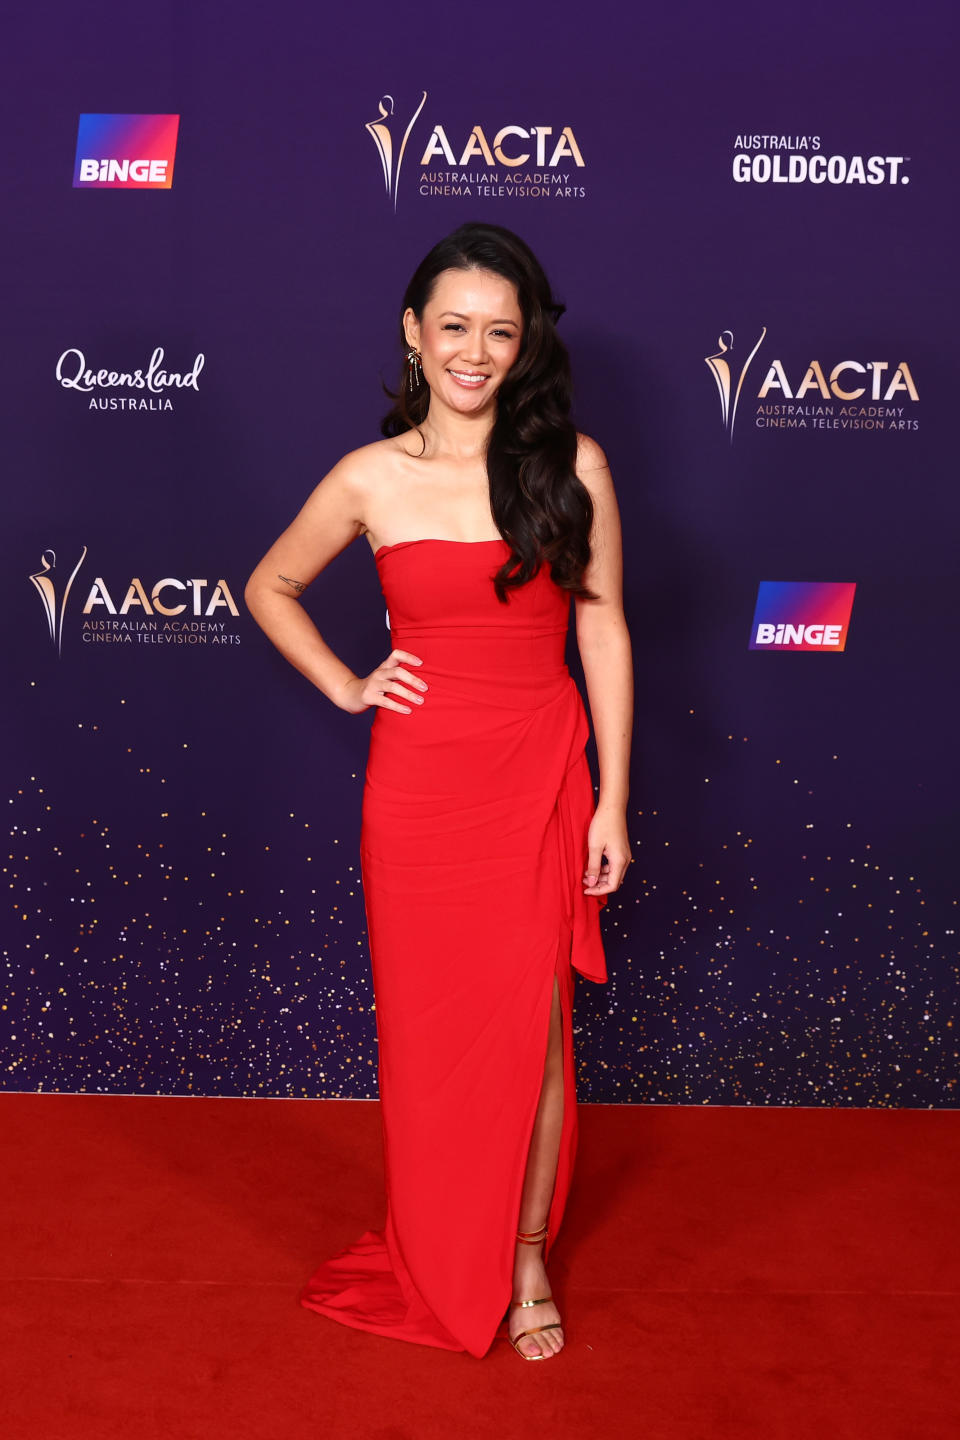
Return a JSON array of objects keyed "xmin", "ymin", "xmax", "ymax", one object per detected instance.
[{"xmin": 534, "ymin": 1327, "xmax": 562, "ymax": 1357}]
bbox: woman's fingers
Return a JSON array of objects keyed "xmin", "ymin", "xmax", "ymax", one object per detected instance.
[
  {"xmin": 376, "ymin": 692, "xmax": 414, "ymax": 714},
  {"xmin": 381, "ymin": 680, "xmax": 425, "ymax": 706},
  {"xmin": 391, "ymin": 666, "xmax": 428, "ymax": 694},
  {"xmin": 364, "ymin": 651, "xmax": 427, "ymax": 714},
  {"xmin": 583, "ymin": 842, "xmax": 605, "ymax": 889},
  {"xmin": 583, "ymin": 844, "xmax": 631, "ymax": 894},
  {"xmin": 599, "ymin": 855, "xmax": 630, "ymax": 892},
  {"xmin": 584, "ymin": 808, "xmax": 632, "ymax": 894}
]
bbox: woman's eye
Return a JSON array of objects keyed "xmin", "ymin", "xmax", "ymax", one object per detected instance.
[{"xmin": 441, "ymin": 323, "xmax": 515, "ymax": 337}]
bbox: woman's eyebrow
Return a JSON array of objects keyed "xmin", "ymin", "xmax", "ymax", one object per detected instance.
[{"xmin": 438, "ymin": 310, "xmax": 518, "ymax": 324}]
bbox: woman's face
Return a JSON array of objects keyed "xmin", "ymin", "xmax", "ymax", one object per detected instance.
[{"xmin": 403, "ymin": 267, "xmax": 523, "ymax": 418}]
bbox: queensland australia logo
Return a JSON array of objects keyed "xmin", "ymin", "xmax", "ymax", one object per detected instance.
[
  {"xmin": 73, "ymin": 114, "xmax": 180, "ymax": 188},
  {"xmin": 29, "ymin": 546, "xmax": 241, "ymax": 654},
  {"xmin": 366, "ymin": 90, "xmax": 586, "ymax": 206},
  {"xmin": 56, "ymin": 346, "xmax": 204, "ymax": 412},
  {"xmin": 706, "ymin": 328, "xmax": 919, "ymax": 440},
  {"xmin": 750, "ymin": 581, "xmax": 856, "ymax": 652}
]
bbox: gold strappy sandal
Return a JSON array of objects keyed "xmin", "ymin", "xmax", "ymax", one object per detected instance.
[{"xmin": 508, "ymin": 1221, "xmax": 563, "ymax": 1361}]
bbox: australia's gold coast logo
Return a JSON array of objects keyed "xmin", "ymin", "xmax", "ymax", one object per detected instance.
[
  {"xmin": 705, "ymin": 329, "xmax": 767, "ymax": 442},
  {"xmin": 366, "ymin": 92, "xmax": 428, "ymax": 211},
  {"xmin": 29, "ymin": 546, "xmax": 88, "ymax": 655}
]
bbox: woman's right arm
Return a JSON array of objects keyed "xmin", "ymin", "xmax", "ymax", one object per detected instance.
[{"xmin": 243, "ymin": 453, "xmax": 426, "ymax": 715}]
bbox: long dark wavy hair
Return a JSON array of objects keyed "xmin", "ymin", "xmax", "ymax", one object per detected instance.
[{"xmin": 381, "ymin": 222, "xmax": 596, "ymax": 603}]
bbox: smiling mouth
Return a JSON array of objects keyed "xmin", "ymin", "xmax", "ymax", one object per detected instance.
[{"xmin": 447, "ymin": 369, "xmax": 489, "ymax": 387}]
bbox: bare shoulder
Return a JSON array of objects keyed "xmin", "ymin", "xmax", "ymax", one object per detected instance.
[
  {"xmin": 575, "ymin": 431, "xmax": 613, "ymax": 494},
  {"xmin": 318, "ymin": 434, "xmax": 408, "ymax": 500},
  {"xmin": 296, "ymin": 436, "xmax": 412, "ymax": 537}
]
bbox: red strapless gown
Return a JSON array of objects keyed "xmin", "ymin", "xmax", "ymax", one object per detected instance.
[{"xmin": 299, "ymin": 538, "xmax": 607, "ymax": 1357}]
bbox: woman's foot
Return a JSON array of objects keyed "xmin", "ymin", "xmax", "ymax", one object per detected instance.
[{"xmin": 508, "ymin": 1248, "xmax": 564, "ymax": 1359}]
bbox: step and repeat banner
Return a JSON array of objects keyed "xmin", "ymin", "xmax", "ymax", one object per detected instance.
[{"xmin": 4, "ymin": 3, "xmax": 957, "ymax": 1105}]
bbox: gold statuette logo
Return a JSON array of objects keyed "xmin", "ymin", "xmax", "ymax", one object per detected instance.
[
  {"xmin": 706, "ymin": 327, "xmax": 767, "ymax": 441},
  {"xmin": 366, "ymin": 92, "xmax": 428, "ymax": 211},
  {"xmin": 29, "ymin": 546, "xmax": 87, "ymax": 655}
]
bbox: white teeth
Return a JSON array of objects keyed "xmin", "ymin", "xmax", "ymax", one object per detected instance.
[{"xmin": 449, "ymin": 371, "xmax": 487, "ymax": 385}]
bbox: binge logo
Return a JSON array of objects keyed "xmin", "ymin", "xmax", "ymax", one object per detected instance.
[
  {"xmin": 73, "ymin": 114, "xmax": 180, "ymax": 188},
  {"xmin": 750, "ymin": 581, "xmax": 856, "ymax": 652}
]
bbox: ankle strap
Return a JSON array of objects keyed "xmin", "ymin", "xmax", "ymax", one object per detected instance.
[{"xmin": 516, "ymin": 1222, "xmax": 549, "ymax": 1245}]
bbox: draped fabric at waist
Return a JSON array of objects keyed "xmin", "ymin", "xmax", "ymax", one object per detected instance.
[
  {"xmin": 387, "ymin": 623, "xmax": 571, "ymax": 708},
  {"xmin": 363, "ymin": 654, "xmax": 606, "ymax": 987},
  {"xmin": 370, "ymin": 631, "xmax": 584, "ymax": 782}
]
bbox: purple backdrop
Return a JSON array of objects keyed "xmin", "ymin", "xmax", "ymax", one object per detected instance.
[{"xmin": 4, "ymin": 1, "xmax": 957, "ymax": 1104}]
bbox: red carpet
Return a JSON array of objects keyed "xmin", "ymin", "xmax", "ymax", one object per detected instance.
[{"xmin": 1, "ymin": 1096, "xmax": 957, "ymax": 1439}]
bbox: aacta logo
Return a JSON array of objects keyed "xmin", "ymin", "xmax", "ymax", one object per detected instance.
[
  {"xmin": 82, "ymin": 576, "xmax": 239, "ymax": 617},
  {"xmin": 365, "ymin": 90, "xmax": 584, "ymax": 208},
  {"xmin": 419, "ymin": 124, "xmax": 584, "ymax": 169},
  {"xmin": 30, "ymin": 546, "xmax": 241, "ymax": 655},
  {"xmin": 73, "ymin": 114, "xmax": 180, "ymax": 189},
  {"xmin": 757, "ymin": 359, "xmax": 918, "ymax": 402},
  {"xmin": 707, "ymin": 327, "xmax": 919, "ymax": 440},
  {"xmin": 749, "ymin": 582, "xmax": 856, "ymax": 652}
]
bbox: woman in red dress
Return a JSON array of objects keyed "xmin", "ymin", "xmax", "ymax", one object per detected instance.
[{"xmin": 245, "ymin": 223, "xmax": 633, "ymax": 1360}]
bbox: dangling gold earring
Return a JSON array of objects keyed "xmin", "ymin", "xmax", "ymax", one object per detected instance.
[{"xmin": 405, "ymin": 345, "xmax": 423, "ymax": 391}]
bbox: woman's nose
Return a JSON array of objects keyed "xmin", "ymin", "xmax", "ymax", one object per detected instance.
[{"xmin": 459, "ymin": 331, "xmax": 488, "ymax": 364}]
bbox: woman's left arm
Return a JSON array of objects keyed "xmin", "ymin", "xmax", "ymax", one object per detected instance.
[{"xmin": 573, "ymin": 434, "xmax": 634, "ymax": 896}]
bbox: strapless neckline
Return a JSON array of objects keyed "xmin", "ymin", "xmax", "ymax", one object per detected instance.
[{"xmin": 374, "ymin": 537, "xmax": 508, "ymax": 561}]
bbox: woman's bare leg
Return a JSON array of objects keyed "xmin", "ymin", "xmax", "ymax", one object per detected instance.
[{"xmin": 509, "ymin": 977, "xmax": 565, "ymax": 1358}]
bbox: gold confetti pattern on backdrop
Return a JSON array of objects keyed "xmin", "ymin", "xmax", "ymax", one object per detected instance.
[{"xmin": 4, "ymin": 697, "xmax": 957, "ymax": 1103}]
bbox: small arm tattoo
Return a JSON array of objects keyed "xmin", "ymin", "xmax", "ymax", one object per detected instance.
[{"xmin": 279, "ymin": 573, "xmax": 308, "ymax": 594}]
